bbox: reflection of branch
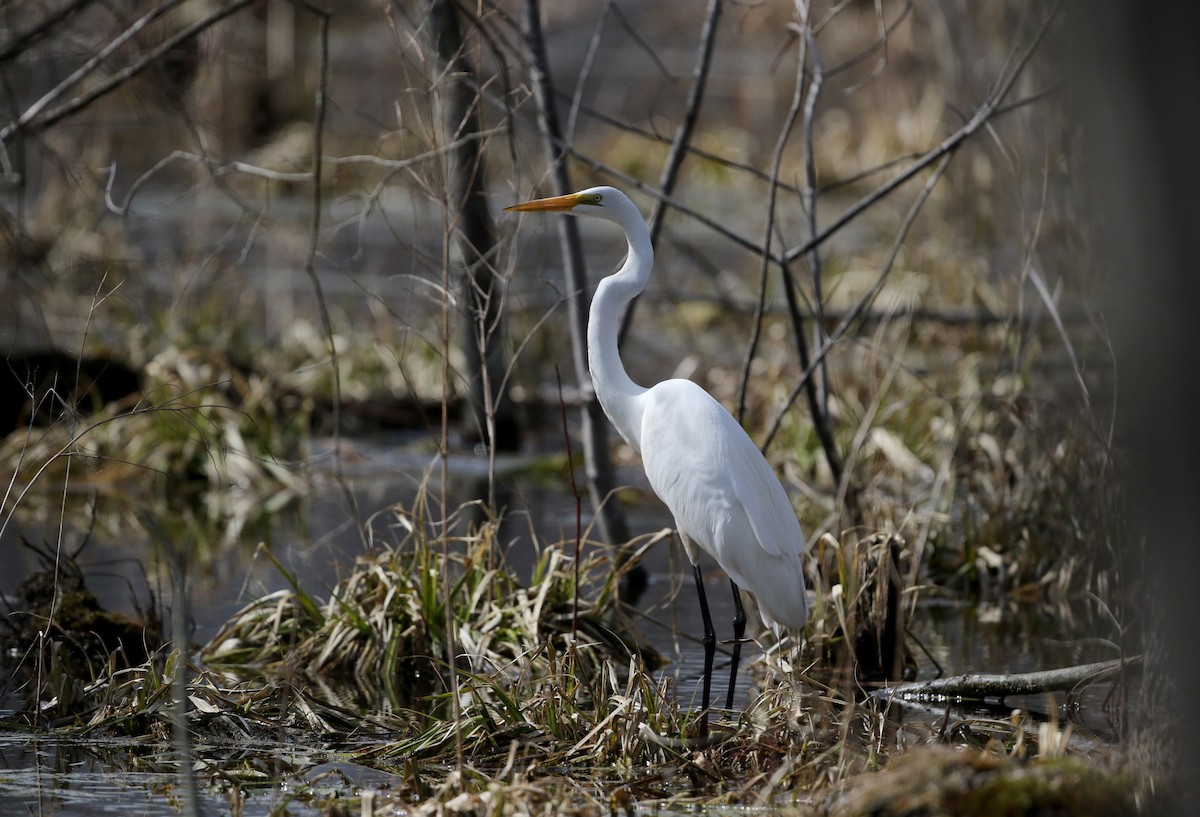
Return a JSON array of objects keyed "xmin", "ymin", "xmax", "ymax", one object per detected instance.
[
  {"xmin": 877, "ymin": 657, "xmax": 1139, "ymax": 702},
  {"xmin": 1, "ymin": 0, "xmax": 257, "ymax": 144}
]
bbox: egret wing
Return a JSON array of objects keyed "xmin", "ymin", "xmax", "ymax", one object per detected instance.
[
  {"xmin": 722, "ymin": 408, "xmax": 805, "ymax": 559},
  {"xmin": 639, "ymin": 380, "xmax": 803, "ymax": 560}
]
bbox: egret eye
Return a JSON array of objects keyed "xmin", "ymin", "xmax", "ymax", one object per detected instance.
[{"xmin": 592, "ymin": 194, "xmax": 603, "ymax": 204}]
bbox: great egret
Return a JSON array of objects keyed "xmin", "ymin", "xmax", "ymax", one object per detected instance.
[{"xmin": 506, "ymin": 186, "xmax": 808, "ymax": 731}]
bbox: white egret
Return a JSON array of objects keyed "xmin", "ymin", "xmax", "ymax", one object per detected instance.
[{"xmin": 506, "ymin": 186, "xmax": 807, "ymax": 732}]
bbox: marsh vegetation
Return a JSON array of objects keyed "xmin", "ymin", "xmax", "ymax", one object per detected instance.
[{"xmin": 0, "ymin": 1, "xmax": 1153, "ymax": 815}]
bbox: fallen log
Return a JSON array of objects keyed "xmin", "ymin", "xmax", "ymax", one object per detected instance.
[{"xmin": 874, "ymin": 656, "xmax": 1140, "ymax": 703}]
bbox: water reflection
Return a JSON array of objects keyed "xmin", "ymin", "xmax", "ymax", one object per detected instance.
[{"xmin": 0, "ymin": 730, "xmax": 394, "ymax": 817}]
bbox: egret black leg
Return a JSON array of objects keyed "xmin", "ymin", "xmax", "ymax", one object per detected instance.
[
  {"xmin": 692, "ymin": 562, "xmax": 715, "ymax": 736},
  {"xmin": 726, "ymin": 579, "xmax": 746, "ymax": 710}
]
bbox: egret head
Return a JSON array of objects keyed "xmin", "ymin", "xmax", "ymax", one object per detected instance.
[{"xmin": 505, "ymin": 186, "xmax": 638, "ymax": 229}]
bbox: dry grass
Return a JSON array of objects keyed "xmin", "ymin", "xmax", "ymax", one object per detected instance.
[
  {"xmin": 1, "ymin": 489, "xmax": 1138, "ymax": 814},
  {"xmin": 0, "ymin": 1, "xmax": 1138, "ymax": 813}
]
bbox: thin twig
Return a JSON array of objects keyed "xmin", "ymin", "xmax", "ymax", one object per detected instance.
[
  {"xmin": 786, "ymin": 9, "xmax": 848, "ymax": 497},
  {"xmin": 553, "ymin": 79, "xmax": 1055, "ymax": 202},
  {"xmin": 555, "ymin": 366, "xmax": 582, "ymax": 640},
  {"xmin": 560, "ymin": 143, "xmax": 773, "ymax": 261},
  {"xmin": 607, "ymin": 3, "xmax": 675, "ymax": 81},
  {"xmin": 648, "ymin": 0, "xmax": 722, "ymax": 247},
  {"xmin": 737, "ymin": 10, "xmax": 806, "ymax": 425},
  {"xmin": 300, "ymin": 9, "xmax": 339, "ymax": 465},
  {"xmin": 756, "ymin": 6, "xmax": 1061, "ymax": 450},
  {"xmin": 429, "ymin": 0, "xmax": 514, "ymax": 472},
  {"xmin": 763, "ymin": 153, "xmax": 954, "ymax": 450},
  {"xmin": 422, "ymin": 0, "xmax": 476, "ymax": 780},
  {"xmin": 519, "ymin": 0, "xmax": 630, "ymax": 547},
  {"xmin": 618, "ymin": 0, "xmax": 722, "ymax": 345},
  {"xmin": 780, "ymin": 1, "xmax": 1061, "ymax": 265},
  {"xmin": 565, "ymin": 0, "xmax": 613, "ymax": 144},
  {"xmin": 800, "ymin": 20, "xmax": 828, "ymax": 417}
]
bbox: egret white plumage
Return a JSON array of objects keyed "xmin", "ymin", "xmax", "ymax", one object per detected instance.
[{"xmin": 506, "ymin": 186, "xmax": 808, "ymax": 732}]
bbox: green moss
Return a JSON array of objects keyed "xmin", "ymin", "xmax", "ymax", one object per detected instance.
[
  {"xmin": 834, "ymin": 748, "xmax": 1136, "ymax": 817},
  {"xmin": 954, "ymin": 756, "xmax": 1134, "ymax": 817}
]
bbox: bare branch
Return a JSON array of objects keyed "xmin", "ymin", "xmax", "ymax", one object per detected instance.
[
  {"xmin": 518, "ymin": 0, "xmax": 630, "ymax": 546},
  {"xmin": 565, "ymin": 0, "xmax": 613, "ymax": 144},
  {"xmin": 780, "ymin": 2, "xmax": 1061, "ymax": 265},
  {"xmin": 877, "ymin": 657, "xmax": 1138, "ymax": 702},
  {"xmin": 762, "ymin": 153, "xmax": 954, "ymax": 451},
  {"xmin": 5, "ymin": 0, "xmax": 185, "ymax": 142},
  {"xmin": 1, "ymin": 0, "xmax": 257, "ymax": 144},
  {"xmin": 0, "ymin": 0, "xmax": 97, "ymax": 65}
]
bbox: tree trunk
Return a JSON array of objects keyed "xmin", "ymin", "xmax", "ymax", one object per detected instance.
[
  {"xmin": 427, "ymin": 0, "xmax": 520, "ymax": 452},
  {"xmin": 1080, "ymin": 4, "xmax": 1200, "ymax": 814}
]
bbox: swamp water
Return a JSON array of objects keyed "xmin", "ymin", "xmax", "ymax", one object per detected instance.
[{"xmin": 0, "ymin": 432, "xmax": 1124, "ymax": 816}]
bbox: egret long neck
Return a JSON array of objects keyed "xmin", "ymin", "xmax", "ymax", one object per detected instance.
[{"xmin": 587, "ymin": 227, "xmax": 653, "ymax": 452}]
